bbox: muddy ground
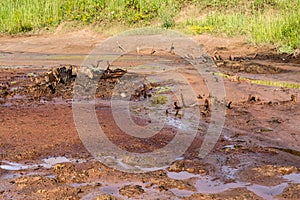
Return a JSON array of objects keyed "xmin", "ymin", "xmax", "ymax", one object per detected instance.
[{"xmin": 0, "ymin": 30, "xmax": 300, "ymax": 200}]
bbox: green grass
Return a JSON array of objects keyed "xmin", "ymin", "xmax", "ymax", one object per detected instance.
[
  {"xmin": 0, "ymin": 0, "xmax": 62, "ymax": 33},
  {"xmin": 0, "ymin": 0, "xmax": 181, "ymax": 33},
  {"xmin": 0, "ymin": 0, "xmax": 299, "ymax": 50},
  {"xmin": 151, "ymin": 94, "xmax": 168, "ymax": 105},
  {"xmin": 179, "ymin": 0, "xmax": 300, "ymax": 50}
]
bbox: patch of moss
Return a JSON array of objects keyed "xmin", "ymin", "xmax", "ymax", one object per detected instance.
[
  {"xmin": 214, "ymin": 72, "xmax": 300, "ymax": 89},
  {"xmin": 151, "ymin": 94, "xmax": 167, "ymax": 105}
]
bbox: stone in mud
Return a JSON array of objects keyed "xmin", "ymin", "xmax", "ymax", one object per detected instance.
[
  {"xmin": 53, "ymin": 163, "xmax": 88, "ymax": 183},
  {"xmin": 186, "ymin": 168, "xmax": 195, "ymax": 173},
  {"xmin": 252, "ymin": 165, "xmax": 298, "ymax": 176},
  {"xmin": 240, "ymin": 165, "xmax": 298, "ymax": 186},
  {"xmin": 291, "ymin": 94, "xmax": 297, "ymax": 102},
  {"xmin": 247, "ymin": 94, "xmax": 260, "ymax": 102},
  {"xmin": 130, "ymin": 82, "xmax": 157, "ymax": 101},
  {"xmin": 80, "ymin": 67, "xmax": 94, "ymax": 79},
  {"xmin": 101, "ymin": 67, "xmax": 127, "ymax": 79},
  {"xmin": 293, "ymin": 49, "xmax": 300, "ymax": 59},
  {"xmin": 57, "ymin": 65, "xmax": 75, "ymax": 84},
  {"xmin": 168, "ymin": 160, "xmax": 185, "ymax": 172},
  {"xmin": 185, "ymin": 187, "xmax": 263, "ymax": 200},
  {"xmin": 14, "ymin": 176, "xmax": 58, "ymax": 191},
  {"xmin": 33, "ymin": 186, "xmax": 80, "ymax": 200},
  {"xmin": 94, "ymin": 194, "xmax": 119, "ymax": 200},
  {"xmin": 278, "ymin": 184, "xmax": 300, "ymax": 199},
  {"xmin": 119, "ymin": 184, "xmax": 144, "ymax": 198}
]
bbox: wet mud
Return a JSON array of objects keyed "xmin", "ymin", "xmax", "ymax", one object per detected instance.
[{"xmin": 0, "ymin": 32, "xmax": 300, "ymax": 199}]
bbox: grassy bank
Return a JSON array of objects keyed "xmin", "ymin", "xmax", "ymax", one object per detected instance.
[
  {"xmin": 0, "ymin": 0, "xmax": 181, "ymax": 33},
  {"xmin": 0, "ymin": 0, "xmax": 299, "ymax": 51},
  {"xmin": 179, "ymin": 0, "xmax": 300, "ymax": 52}
]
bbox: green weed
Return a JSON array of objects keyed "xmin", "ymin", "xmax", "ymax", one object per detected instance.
[
  {"xmin": 214, "ymin": 72, "xmax": 300, "ymax": 89},
  {"xmin": 0, "ymin": 0, "xmax": 299, "ymax": 50},
  {"xmin": 180, "ymin": 0, "xmax": 300, "ymax": 49},
  {"xmin": 152, "ymin": 95, "xmax": 168, "ymax": 105}
]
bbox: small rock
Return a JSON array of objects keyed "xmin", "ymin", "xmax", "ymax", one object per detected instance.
[
  {"xmin": 248, "ymin": 94, "xmax": 260, "ymax": 102},
  {"xmin": 120, "ymin": 92, "xmax": 126, "ymax": 98},
  {"xmin": 291, "ymin": 94, "xmax": 297, "ymax": 102},
  {"xmin": 168, "ymin": 161, "xmax": 184, "ymax": 172},
  {"xmin": 197, "ymin": 94, "xmax": 203, "ymax": 99},
  {"xmin": 186, "ymin": 168, "xmax": 195, "ymax": 173},
  {"xmin": 119, "ymin": 185, "xmax": 144, "ymax": 198},
  {"xmin": 279, "ymin": 184, "xmax": 300, "ymax": 199},
  {"xmin": 204, "ymin": 99, "xmax": 210, "ymax": 110},
  {"xmin": 37, "ymin": 189, "xmax": 46, "ymax": 194},
  {"xmin": 293, "ymin": 49, "xmax": 300, "ymax": 58},
  {"xmin": 158, "ymin": 185, "xmax": 168, "ymax": 191},
  {"xmin": 94, "ymin": 194, "xmax": 119, "ymax": 200}
]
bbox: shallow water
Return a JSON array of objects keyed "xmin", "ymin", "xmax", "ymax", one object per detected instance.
[
  {"xmin": 170, "ymin": 188, "xmax": 194, "ymax": 197},
  {"xmin": 247, "ymin": 183, "xmax": 288, "ymax": 200},
  {"xmin": 221, "ymin": 165, "xmax": 239, "ymax": 179},
  {"xmin": 167, "ymin": 169, "xmax": 300, "ymax": 199},
  {"xmin": 196, "ymin": 176, "xmax": 248, "ymax": 194},
  {"xmin": 167, "ymin": 171, "xmax": 199, "ymax": 180},
  {"xmin": 42, "ymin": 156, "xmax": 73, "ymax": 168},
  {"xmin": 101, "ymin": 156, "xmax": 168, "ymax": 172},
  {"xmin": 99, "ymin": 185, "xmax": 120, "ymax": 195},
  {"xmin": 1, "ymin": 157, "xmax": 300, "ymax": 199},
  {"xmin": 0, "ymin": 161, "xmax": 34, "ymax": 171},
  {"xmin": 283, "ymin": 173, "xmax": 300, "ymax": 183},
  {"xmin": 80, "ymin": 182, "xmax": 147, "ymax": 200},
  {"xmin": 222, "ymin": 144, "xmax": 236, "ymax": 150},
  {"xmin": 0, "ymin": 156, "xmax": 86, "ymax": 171}
]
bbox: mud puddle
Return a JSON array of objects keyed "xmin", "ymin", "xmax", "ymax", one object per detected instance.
[
  {"xmin": 167, "ymin": 169, "xmax": 300, "ymax": 199},
  {"xmin": 80, "ymin": 182, "xmax": 147, "ymax": 199},
  {"xmin": 4, "ymin": 156, "xmax": 299, "ymax": 199},
  {"xmin": 0, "ymin": 156, "xmax": 86, "ymax": 171},
  {"xmin": 1, "ymin": 33, "xmax": 300, "ymax": 199}
]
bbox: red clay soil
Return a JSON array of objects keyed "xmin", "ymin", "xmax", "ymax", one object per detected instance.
[{"xmin": 0, "ymin": 30, "xmax": 300, "ymax": 200}]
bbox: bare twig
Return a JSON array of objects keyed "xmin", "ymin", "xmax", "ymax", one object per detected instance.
[
  {"xmin": 180, "ymin": 93, "xmax": 188, "ymax": 108},
  {"xmin": 169, "ymin": 43, "xmax": 175, "ymax": 54},
  {"xmin": 117, "ymin": 41, "xmax": 126, "ymax": 52},
  {"xmin": 204, "ymin": 99, "xmax": 210, "ymax": 111},
  {"xmin": 226, "ymin": 101, "xmax": 232, "ymax": 109},
  {"xmin": 291, "ymin": 94, "xmax": 297, "ymax": 102}
]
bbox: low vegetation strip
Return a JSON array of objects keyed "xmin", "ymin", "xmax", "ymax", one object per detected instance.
[
  {"xmin": 180, "ymin": 0, "xmax": 300, "ymax": 52},
  {"xmin": 214, "ymin": 72, "xmax": 300, "ymax": 89},
  {"xmin": 0, "ymin": 0, "xmax": 299, "ymax": 51}
]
